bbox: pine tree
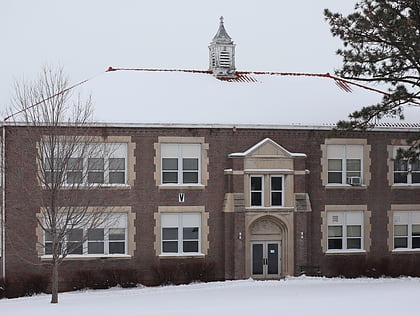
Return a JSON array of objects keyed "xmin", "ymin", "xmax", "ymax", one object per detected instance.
[{"xmin": 324, "ymin": 0, "xmax": 420, "ymax": 159}]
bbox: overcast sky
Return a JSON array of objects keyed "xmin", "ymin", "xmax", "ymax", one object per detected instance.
[{"xmin": 2, "ymin": 1, "xmax": 416, "ymax": 125}]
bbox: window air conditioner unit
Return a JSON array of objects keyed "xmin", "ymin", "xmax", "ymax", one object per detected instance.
[{"xmin": 347, "ymin": 176, "xmax": 361, "ymax": 186}]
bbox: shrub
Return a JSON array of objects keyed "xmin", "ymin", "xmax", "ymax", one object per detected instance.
[
  {"xmin": 151, "ymin": 260, "xmax": 216, "ymax": 286},
  {"xmin": 3, "ymin": 274, "xmax": 49, "ymax": 298},
  {"xmin": 73, "ymin": 268, "xmax": 139, "ymax": 290}
]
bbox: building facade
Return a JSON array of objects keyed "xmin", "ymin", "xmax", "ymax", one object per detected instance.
[{"xmin": 1, "ymin": 123, "xmax": 420, "ymax": 291}]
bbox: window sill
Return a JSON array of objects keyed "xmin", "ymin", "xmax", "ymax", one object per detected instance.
[
  {"xmin": 159, "ymin": 253, "xmax": 205, "ymax": 259},
  {"xmin": 42, "ymin": 184, "xmax": 132, "ymax": 190},
  {"xmin": 325, "ymin": 250, "xmax": 366, "ymax": 255},
  {"xmin": 392, "ymin": 249, "xmax": 420, "ymax": 254},
  {"xmin": 325, "ymin": 184, "xmax": 367, "ymax": 189},
  {"xmin": 40, "ymin": 254, "xmax": 132, "ymax": 261},
  {"xmin": 158, "ymin": 184, "xmax": 205, "ymax": 190}
]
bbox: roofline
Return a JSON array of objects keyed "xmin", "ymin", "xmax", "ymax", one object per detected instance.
[{"xmin": 1, "ymin": 121, "xmax": 419, "ymax": 132}]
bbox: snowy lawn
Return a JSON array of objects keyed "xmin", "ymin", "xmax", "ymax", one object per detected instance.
[{"xmin": 1, "ymin": 277, "xmax": 419, "ymax": 315}]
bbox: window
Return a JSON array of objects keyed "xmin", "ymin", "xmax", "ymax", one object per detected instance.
[
  {"xmin": 270, "ymin": 176, "xmax": 283, "ymax": 206},
  {"xmin": 44, "ymin": 143, "xmax": 127, "ymax": 186},
  {"xmin": 393, "ymin": 211, "xmax": 420, "ymax": 249},
  {"xmin": 327, "ymin": 145, "xmax": 363, "ymax": 185},
  {"xmin": 393, "ymin": 147, "xmax": 420, "ymax": 184},
  {"xmin": 161, "ymin": 213, "xmax": 201, "ymax": 255},
  {"xmin": 250, "ymin": 176, "xmax": 263, "ymax": 207},
  {"xmin": 44, "ymin": 213, "xmax": 127, "ymax": 256},
  {"xmin": 249, "ymin": 175, "xmax": 284, "ymax": 208},
  {"xmin": 161, "ymin": 144, "xmax": 200, "ymax": 185},
  {"xmin": 327, "ymin": 211, "xmax": 363, "ymax": 251}
]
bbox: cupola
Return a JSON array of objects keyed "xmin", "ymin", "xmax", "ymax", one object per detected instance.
[{"xmin": 209, "ymin": 16, "xmax": 236, "ymax": 78}]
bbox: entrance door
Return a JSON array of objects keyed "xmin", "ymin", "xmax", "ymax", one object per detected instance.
[{"xmin": 251, "ymin": 241, "xmax": 281, "ymax": 279}]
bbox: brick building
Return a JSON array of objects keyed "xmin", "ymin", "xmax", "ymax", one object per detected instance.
[
  {"xmin": 1, "ymin": 18, "xmax": 420, "ymax": 291},
  {"xmin": 1, "ymin": 122, "xmax": 420, "ymax": 288}
]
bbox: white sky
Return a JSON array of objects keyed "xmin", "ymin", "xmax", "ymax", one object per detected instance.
[{"xmin": 2, "ymin": 0, "xmax": 417, "ymax": 125}]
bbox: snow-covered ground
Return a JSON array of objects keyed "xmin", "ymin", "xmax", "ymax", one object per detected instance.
[{"xmin": 1, "ymin": 277, "xmax": 419, "ymax": 315}]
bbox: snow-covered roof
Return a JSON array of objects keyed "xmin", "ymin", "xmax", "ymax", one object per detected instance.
[{"xmin": 74, "ymin": 68, "xmax": 420, "ymax": 127}]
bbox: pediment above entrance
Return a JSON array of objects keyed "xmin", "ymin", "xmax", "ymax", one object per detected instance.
[{"xmin": 229, "ymin": 138, "xmax": 306, "ymax": 159}]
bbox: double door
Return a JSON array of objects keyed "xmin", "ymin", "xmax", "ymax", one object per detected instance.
[{"xmin": 251, "ymin": 241, "xmax": 281, "ymax": 279}]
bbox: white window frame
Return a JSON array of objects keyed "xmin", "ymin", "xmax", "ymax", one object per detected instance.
[
  {"xmin": 43, "ymin": 213, "xmax": 128, "ymax": 257},
  {"xmin": 393, "ymin": 211, "xmax": 420, "ymax": 250},
  {"xmin": 250, "ymin": 175, "xmax": 264, "ymax": 207},
  {"xmin": 161, "ymin": 144, "xmax": 201, "ymax": 185},
  {"xmin": 327, "ymin": 211, "xmax": 364, "ymax": 252},
  {"xmin": 327, "ymin": 145, "xmax": 363, "ymax": 185},
  {"xmin": 45, "ymin": 142, "xmax": 128, "ymax": 187},
  {"xmin": 270, "ymin": 175, "xmax": 284, "ymax": 207},
  {"xmin": 392, "ymin": 147, "xmax": 420, "ymax": 185},
  {"xmin": 160, "ymin": 213, "xmax": 201, "ymax": 256}
]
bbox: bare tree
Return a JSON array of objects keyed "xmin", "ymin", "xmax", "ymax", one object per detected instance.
[{"xmin": 7, "ymin": 67, "xmax": 121, "ymax": 303}]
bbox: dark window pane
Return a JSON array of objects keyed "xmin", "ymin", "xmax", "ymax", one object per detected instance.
[
  {"xmin": 88, "ymin": 228, "xmax": 104, "ymax": 241},
  {"xmin": 347, "ymin": 238, "xmax": 361, "ymax": 249},
  {"xmin": 109, "ymin": 228, "xmax": 125, "ymax": 240},
  {"xmin": 163, "ymin": 172, "xmax": 178, "ymax": 184},
  {"xmin": 67, "ymin": 243, "xmax": 83, "ymax": 255},
  {"xmin": 67, "ymin": 172, "xmax": 83, "ymax": 184},
  {"xmin": 347, "ymin": 159, "xmax": 361, "ymax": 172},
  {"xmin": 328, "ymin": 159, "xmax": 342, "ymax": 171},
  {"xmin": 162, "ymin": 158, "xmax": 178, "ymax": 170},
  {"xmin": 69, "ymin": 229, "xmax": 83, "ymax": 242},
  {"xmin": 46, "ymin": 171, "xmax": 63, "ymax": 184},
  {"xmin": 271, "ymin": 192, "xmax": 282, "ymax": 206},
  {"xmin": 183, "ymin": 241, "xmax": 198, "ymax": 252},
  {"xmin": 328, "ymin": 226, "xmax": 343, "ymax": 237},
  {"xmin": 251, "ymin": 177, "xmax": 262, "ymax": 190},
  {"xmin": 347, "ymin": 225, "xmax": 361, "ymax": 237},
  {"xmin": 394, "ymin": 160, "xmax": 408, "ymax": 171},
  {"xmin": 68, "ymin": 158, "xmax": 83, "ymax": 170},
  {"xmin": 88, "ymin": 242, "xmax": 104, "ymax": 254},
  {"xmin": 328, "ymin": 239, "xmax": 343, "ymax": 250},
  {"xmin": 45, "ymin": 230, "xmax": 52, "ymax": 242},
  {"xmin": 394, "ymin": 225, "xmax": 408, "ymax": 236},
  {"xmin": 183, "ymin": 227, "xmax": 199, "ymax": 240},
  {"xmin": 88, "ymin": 158, "xmax": 104, "ymax": 170},
  {"xmin": 183, "ymin": 172, "xmax": 198, "ymax": 184},
  {"xmin": 271, "ymin": 177, "xmax": 282, "ymax": 190},
  {"xmin": 394, "ymin": 173, "xmax": 408, "ymax": 183},
  {"xmin": 394, "ymin": 237, "xmax": 408, "ymax": 248},
  {"xmin": 183, "ymin": 158, "xmax": 198, "ymax": 171},
  {"xmin": 328, "ymin": 172, "xmax": 342, "ymax": 184},
  {"xmin": 251, "ymin": 192, "xmax": 262, "ymax": 206},
  {"xmin": 412, "ymin": 238, "xmax": 420, "ymax": 249},
  {"xmin": 162, "ymin": 241, "xmax": 178, "ymax": 253},
  {"xmin": 109, "ymin": 172, "xmax": 125, "ymax": 184},
  {"xmin": 109, "ymin": 242, "xmax": 125, "ymax": 254},
  {"xmin": 252, "ymin": 244, "xmax": 264, "ymax": 275},
  {"xmin": 412, "ymin": 160, "xmax": 420, "ymax": 171},
  {"xmin": 109, "ymin": 158, "xmax": 125, "ymax": 170},
  {"xmin": 45, "ymin": 243, "xmax": 52, "ymax": 255},
  {"xmin": 412, "ymin": 173, "xmax": 420, "ymax": 184},
  {"xmin": 162, "ymin": 228, "xmax": 178, "ymax": 240},
  {"xmin": 88, "ymin": 172, "xmax": 104, "ymax": 183}
]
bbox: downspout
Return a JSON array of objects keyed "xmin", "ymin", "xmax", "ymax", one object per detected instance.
[{"xmin": 1, "ymin": 122, "xmax": 5, "ymax": 281}]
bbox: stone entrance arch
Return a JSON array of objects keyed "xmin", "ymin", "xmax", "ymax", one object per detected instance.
[{"xmin": 246, "ymin": 215, "xmax": 293, "ymax": 279}]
